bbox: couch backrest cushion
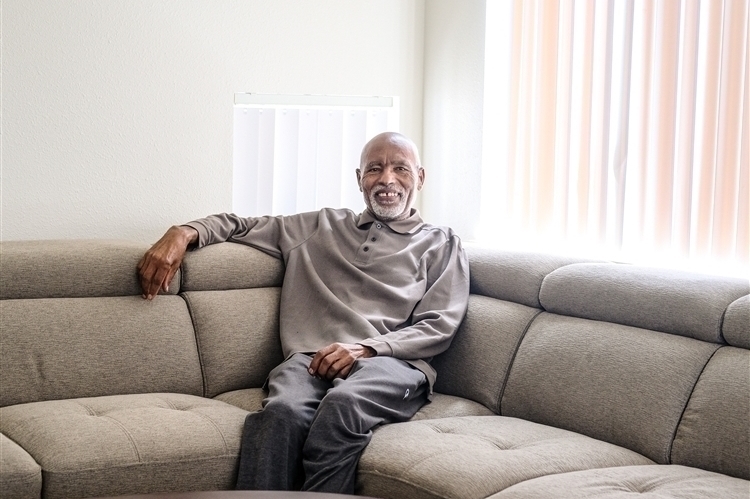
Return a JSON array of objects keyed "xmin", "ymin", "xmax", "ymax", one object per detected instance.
[
  {"xmin": 0, "ymin": 240, "xmax": 179, "ymax": 299},
  {"xmin": 722, "ymin": 295, "xmax": 750, "ymax": 349},
  {"xmin": 180, "ymin": 243, "xmax": 284, "ymax": 291},
  {"xmin": 465, "ymin": 245, "xmax": 601, "ymax": 309},
  {"xmin": 432, "ymin": 295, "xmax": 540, "ymax": 412},
  {"xmin": 671, "ymin": 346, "xmax": 750, "ymax": 480},
  {"xmin": 539, "ymin": 263, "xmax": 749, "ymax": 344},
  {"xmin": 0, "ymin": 296, "xmax": 202, "ymax": 407},
  {"xmin": 501, "ymin": 312, "xmax": 719, "ymax": 464},
  {"xmin": 183, "ymin": 289, "xmax": 285, "ymax": 398}
]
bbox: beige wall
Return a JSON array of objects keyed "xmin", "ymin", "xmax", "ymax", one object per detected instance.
[{"xmin": 1, "ymin": 0, "xmax": 426, "ymax": 242}]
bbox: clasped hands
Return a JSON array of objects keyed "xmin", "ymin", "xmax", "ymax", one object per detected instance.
[{"xmin": 308, "ymin": 342, "xmax": 375, "ymax": 380}]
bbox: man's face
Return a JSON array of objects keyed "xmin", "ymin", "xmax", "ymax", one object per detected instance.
[{"xmin": 356, "ymin": 137, "xmax": 425, "ymax": 222}]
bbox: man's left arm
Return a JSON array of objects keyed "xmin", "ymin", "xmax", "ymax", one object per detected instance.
[{"xmin": 359, "ymin": 235, "xmax": 470, "ymax": 360}]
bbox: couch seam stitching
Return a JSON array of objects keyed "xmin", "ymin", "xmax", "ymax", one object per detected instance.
[
  {"xmin": 72, "ymin": 400, "xmax": 142, "ymax": 461},
  {"xmin": 717, "ymin": 305, "xmax": 729, "ymax": 345},
  {"xmin": 40, "ymin": 454, "xmax": 237, "ymax": 475},
  {"xmin": 98, "ymin": 415, "xmax": 142, "ymax": 463},
  {"xmin": 1, "ymin": 469, "xmax": 42, "ymax": 483},
  {"xmin": 496, "ymin": 309, "xmax": 544, "ymax": 414},
  {"xmin": 190, "ymin": 411, "xmax": 230, "ymax": 454},
  {"xmin": 156, "ymin": 395, "xmax": 178, "ymax": 410},
  {"xmin": 357, "ymin": 469, "xmax": 452, "ymax": 499},
  {"xmin": 180, "ymin": 291, "xmax": 209, "ymax": 398},
  {"xmin": 667, "ymin": 344, "xmax": 722, "ymax": 464},
  {"xmin": 73, "ymin": 400, "xmax": 97, "ymax": 416}
]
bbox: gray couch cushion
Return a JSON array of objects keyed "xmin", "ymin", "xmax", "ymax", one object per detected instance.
[
  {"xmin": 410, "ymin": 393, "xmax": 496, "ymax": 421},
  {"xmin": 357, "ymin": 416, "xmax": 653, "ymax": 499},
  {"xmin": 0, "ymin": 240, "xmax": 179, "ymax": 299},
  {"xmin": 501, "ymin": 313, "xmax": 719, "ymax": 464},
  {"xmin": 180, "ymin": 242, "xmax": 284, "ymax": 291},
  {"xmin": 0, "ymin": 296, "xmax": 202, "ymax": 406},
  {"xmin": 213, "ymin": 389, "xmax": 494, "ymax": 422},
  {"xmin": 183, "ymin": 289, "xmax": 284, "ymax": 398},
  {"xmin": 493, "ymin": 465, "xmax": 750, "ymax": 499},
  {"xmin": 671, "ymin": 346, "xmax": 750, "ymax": 480},
  {"xmin": 213, "ymin": 388, "xmax": 267, "ymax": 413},
  {"xmin": 465, "ymin": 245, "xmax": 600, "ymax": 308},
  {"xmin": 0, "ymin": 434, "xmax": 41, "ymax": 499},
  {"xmin": 723, "ymin": 295, "xmax": 749, "ymax": 349},
  {"xmin": 0, "ymin": 393, "xmax": 248, "ymax": 499},
  {"xmin": 539, "ymin": 263, "xmax": 749, "ymax": 343},
  {"xmin": 432, "ymin": 295, "xmax": 540, "ymax": 412}
]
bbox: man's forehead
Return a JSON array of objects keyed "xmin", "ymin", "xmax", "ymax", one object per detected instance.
[{"xmin": 364, "ymin": 141, "xmax": 417, "ymax": 163}]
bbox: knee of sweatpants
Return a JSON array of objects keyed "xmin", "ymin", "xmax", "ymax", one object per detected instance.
[
  {"xmin": 315, "ymin": 385, "xmax": 364, "ymax": 425},
  {"xmin": 259, "ymin": 396, "xmax": 315, "ymax": 433}
]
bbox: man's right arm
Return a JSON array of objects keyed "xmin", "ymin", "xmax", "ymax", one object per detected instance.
[
  {"xmin": 138, "ymin": 211, "xmax": 319, "ymax": 300},
  {"xmin": 137, "ymin": 225, "xmax": 198, "ymax": 300}
]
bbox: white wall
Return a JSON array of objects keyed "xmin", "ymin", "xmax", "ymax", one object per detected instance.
[
  {"xmin": 1, "ymin": 0, "xmax": 425, "ymax": 243},
  {"xmin": 421, "ymin": 0, "xmax": 486, "ymax": 241}
]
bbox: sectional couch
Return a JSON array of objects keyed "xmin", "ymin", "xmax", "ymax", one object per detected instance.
[{"xmin": 0, "ymin": 239, "xmax": 748, "ymax": 499}]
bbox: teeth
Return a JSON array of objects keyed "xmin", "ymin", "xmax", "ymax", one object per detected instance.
[{"xmin": 377, "ymin": 192, "xmax": 399, "ymax": 197}]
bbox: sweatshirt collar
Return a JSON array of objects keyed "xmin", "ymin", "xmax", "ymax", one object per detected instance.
[{"xmin": 357, "ymin": 209, "xmax": 424, "ymax": 234}]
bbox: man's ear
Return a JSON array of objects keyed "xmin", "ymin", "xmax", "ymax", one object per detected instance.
[
  {"xmin": 417, "ymin": 167, "xmax": 425, "ymax": 190},
  {"xmin": 356, "ymin": 169, "xmax": 363, "ymax": 192}
]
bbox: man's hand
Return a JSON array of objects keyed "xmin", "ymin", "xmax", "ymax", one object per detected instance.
[
  {"xmin": 308, "ymin": 343, "xmax": 375, "ymax": 380},
  {"xmin": 137, "ymin": 225, "xmax": 198, "ymax": 300}
]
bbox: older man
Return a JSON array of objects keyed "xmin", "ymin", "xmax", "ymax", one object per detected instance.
[{"xmin": 137, "ymin": 132, "xmax": 469, "ymax": 494}]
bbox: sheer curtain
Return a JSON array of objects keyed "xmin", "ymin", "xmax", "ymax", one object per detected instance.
[{"xmin": 480, "ymin": 0, "xmax": 748, "ymax": 273}]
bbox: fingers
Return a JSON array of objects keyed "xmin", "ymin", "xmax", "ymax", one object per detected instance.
[
  {"xmin": 137, "ymin": 227, "xmax": 191, "ymax": 300},
  {"xmin": 308, "ymin": 343, "xmax": 362, "ymax": 380},
  {"xmin": 139, "ymin": 257, "xmax": 164, "ymax": 300},
  {"xmin": 138, "ymin": 252, "xmax": 174, "ymax": 300},
  {"xmin": 337, "ymin": 362, "xmax": 354, "ymax": 379},
  {"xmin": 163, "ymin": 268, "xmax": 178, "ymax": 293},
  {"xmin": 308, "ymin": 344, "xmax": 335, "ymax": 377}
]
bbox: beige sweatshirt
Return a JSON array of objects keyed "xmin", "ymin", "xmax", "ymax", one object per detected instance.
[{"xmin": 185, "ymin": 208, "xmax": 470, "ymax": 390}]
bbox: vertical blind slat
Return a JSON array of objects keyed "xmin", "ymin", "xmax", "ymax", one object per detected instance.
[
  {"xmin": 481, "ymin": 0, "xmax": 748, "ymax": 270},
  {"xmin": 233, "ymin": 101, "xmax": 397, "ymax": 218}
]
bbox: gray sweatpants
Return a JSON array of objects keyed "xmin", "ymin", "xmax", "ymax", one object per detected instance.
[{"xmin": 235, "ymin": 352, "xmax": 429, "ymax": 494}]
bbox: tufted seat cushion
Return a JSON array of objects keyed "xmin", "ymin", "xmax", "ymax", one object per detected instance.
[
  {"xmin": 409, "ymin": 393, "xmax": 496, "ymax": 421},
  {"xmin": 357, "ymin": 416, "xmax": 654, "ymax": 499},
  {"xmin": 0, "ymin": 434, "xmax": 41, "ymax": 499},
  {"xmin": 492, "ymin": 464, "xmax": 750, "ymax": 499},
  {"xmin": 0, "ymin": 393, "xmax": 248, "ymax": 499}
]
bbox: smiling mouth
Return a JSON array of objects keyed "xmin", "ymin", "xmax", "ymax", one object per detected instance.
[{"xmin": 375, "ymin": 191, "xmax": 401, "ymax": 204}]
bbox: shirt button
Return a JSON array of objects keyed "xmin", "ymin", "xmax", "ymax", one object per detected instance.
[
  {"xmin": 371, "ymin": 237, "xmax": 376, "ymax": 242},
  {"xmin": 376, "ymin": 223, "xmax": 382, "ymax": 229},
  {"xmin": 363, "ymin": 246, "xmax": 369, "ymax": 252}
]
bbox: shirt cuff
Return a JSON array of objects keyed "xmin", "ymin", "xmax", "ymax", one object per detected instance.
[
  {"xmin": 182, "ymin": 222, "xmax": 208, "ymax": 249},
  {"xmin": 357, "ymin": 338, "xmax": 393, "ymax": 357}
]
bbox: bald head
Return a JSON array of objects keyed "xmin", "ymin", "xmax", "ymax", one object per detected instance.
[{"xmin": 360, "ymin": 132, "xmax": 421, "ymax": 170}]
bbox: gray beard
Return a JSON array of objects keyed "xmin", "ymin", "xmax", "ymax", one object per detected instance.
[{"xmin": 368, "ymin": 192, "xmax": 407, "ymax": 221}]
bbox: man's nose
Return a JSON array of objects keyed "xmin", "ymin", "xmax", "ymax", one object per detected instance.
[{"xmin": 378, "ymin": 167, "xmax": 396, "ymax": 185}]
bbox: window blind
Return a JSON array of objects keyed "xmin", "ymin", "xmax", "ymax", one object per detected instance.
[
  {"xmin": 233, "ymin": 94, "xmax": 399, "ymax": 217},
  {"xmin": 481, "ymin": 0, "xmax": 748, "ymax": 273}
]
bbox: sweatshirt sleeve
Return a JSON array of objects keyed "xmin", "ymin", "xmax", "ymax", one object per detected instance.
[
  {"xmin": 358, "ymin": 234, "xmax": 470, "ymax": 360},
  {"xmin": 184, "ymin": 212, "xmax": 318, "ymax": 259}
]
